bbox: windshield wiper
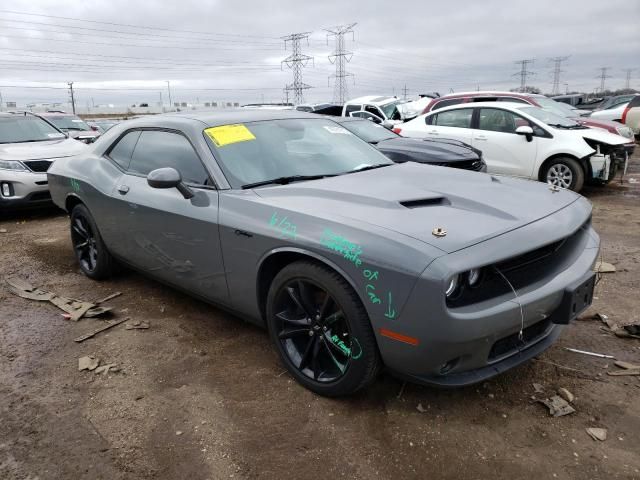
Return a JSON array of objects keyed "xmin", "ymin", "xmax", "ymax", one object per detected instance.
[
  {"xmin": 241, "ymin": 174, "xmax": 335, "ymax": 189},
  {"xmin": 343, "ymin": 163, "xmax": 392, "ymax": 174}
]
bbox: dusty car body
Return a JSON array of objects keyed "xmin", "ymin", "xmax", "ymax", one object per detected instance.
[{"xmin": 47, "ymin": 110, "xmax": 598, "ymax": 395}]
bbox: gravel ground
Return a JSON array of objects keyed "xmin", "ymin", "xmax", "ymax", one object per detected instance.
[{"xmin": 1, "ymin": 152, "xmax": 639, "ymax": 480}]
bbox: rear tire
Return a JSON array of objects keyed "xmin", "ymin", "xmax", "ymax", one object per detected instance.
[
  {"xmin": 70, "ymin": 204, "xmax": 114, "ymax": 280},
  {"xmin": 542, "ymin": 157, "xmax": 585, "ymax": 192},
  {"xmin": 266, "ymin": 261, "xmax": 381, "ymax": 396}
]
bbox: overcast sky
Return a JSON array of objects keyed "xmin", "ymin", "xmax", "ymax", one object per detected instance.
[{"xmin": 0, "ymin": 0, "xmax": 638, "ymax": 108}]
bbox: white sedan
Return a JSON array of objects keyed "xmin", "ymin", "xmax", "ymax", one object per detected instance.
[{"xmin": 394, "ymin": 102, "xmax": 634, "ymax": 192}]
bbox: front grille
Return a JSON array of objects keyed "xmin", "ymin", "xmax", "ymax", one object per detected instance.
[
  {"xmin": 488, "ymin": 318, "xmax": 552, "ymax": 361},
  {"xmin": 24, "ymin": 160, "xmax": 53, "ymax": 173}
]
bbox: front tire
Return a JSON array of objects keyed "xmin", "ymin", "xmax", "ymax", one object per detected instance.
[
  {"xmin": 70, "ymin": 204, "xmax": 114, "ymax": 280},
  {"xmin": 266, "ymin": 261, "xmax": 381, "ymax": 396},
  {"xmin": 542, "ymin": 157, "xmax": 585, "ymax": 192}
]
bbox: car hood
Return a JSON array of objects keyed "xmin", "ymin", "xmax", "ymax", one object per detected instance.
[
  {"xmin": 577, "ymin": 127, "xmax": 631, "ymax": 145},
  {"xmin": 0, "ymin": 137, "xmax": 88, "ymax": 161},
  {"xmin": 253, "ymin": 162, "xmax": 581, "ymax": 253},
  {"xmin": 376, "ymin": 137, "xmax": 481, "ymax": 163}
]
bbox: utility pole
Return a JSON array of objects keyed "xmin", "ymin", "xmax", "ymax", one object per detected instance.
[
  {"xmin": 0, "ymin": 89, "xmax": 3, "ymax": 111},
  {"xmin": 564, "ymin": 82, "xmax": 569, "ymax": 94},
  {"xmin": 623, "ymin": 68, "xmax": 635, "ymax": 90},
  {"xmin": 281, "ymin": 32, "xmax": 313, "ymax": 105},
  {"xmin": 68, "ymin": 82, "xmax": 76, "ymax": 114},
  {"xmin": 166, "ymin": 81, "xmax": 173, "ymax": 109},
  {"xmin": 513, "ymin": 59, "xmax": 535, "ymax": 93},
  {"xmin": 325, "ymin": 23, "xmax": 356, "ymax": 105},
  {"xmin": 596, "ymin": 67, "xmax": 611, "ymax": 93},
  {"xmin": 548, "ymin": 56, "xmax": 570, "ymax": 95},
  {"xmin": 401, "ymin": 84, "xmax": 409, "ymax": 100}
]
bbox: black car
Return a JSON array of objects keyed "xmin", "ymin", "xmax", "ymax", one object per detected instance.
[{"xmin": 335, "ymin": 117, "xmax": 486, "ymax": 172}]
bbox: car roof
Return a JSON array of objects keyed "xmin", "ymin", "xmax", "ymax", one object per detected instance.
[
  {"xmin": 345, "ymin": 95, "xmax": 397, "ymax": 105},
  {"xmin": 438, "ymin": 90, "xmax": 541, "ymax": 99},
  {"xmin": 119, "ymin": 109, "xmax": 326, "ymax": 128},
  {"xmin": 426, "ymin": 101, "xmax": 534, "ymax": 114}
]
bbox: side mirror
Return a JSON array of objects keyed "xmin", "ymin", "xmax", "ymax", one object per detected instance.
[
  {"xmin": 147, "ymin": 167, "xmax": 194, "ymax": 199},
  {"xmin": 515, "ymin": 125, "xmax": 534, "ymax": 142}
]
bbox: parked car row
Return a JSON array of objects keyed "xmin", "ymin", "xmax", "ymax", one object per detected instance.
[{"xmin": 45, "ymin": 110, "xmax": 599, "ymax": 396}]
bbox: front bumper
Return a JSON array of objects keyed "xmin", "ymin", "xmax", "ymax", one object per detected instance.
[
  {"xmin": 0, "ymin": 170, "xmax": 51, "ymax": 208},
  {"xmin": 375, "ymin": 196, "xmax": 599, "ymax": 387}
]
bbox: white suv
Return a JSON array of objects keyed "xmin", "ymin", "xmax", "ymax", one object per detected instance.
[
  {"xmin": 395, "ymin": 102, "xmax": 633, "ymax": 192},
  {"xmin": 0, "ymin": 112, "xmax": 87, "ymax": 208}
]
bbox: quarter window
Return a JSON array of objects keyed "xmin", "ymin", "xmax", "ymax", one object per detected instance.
[
  {"xmin": 432, "ymin": 109, "xmax": 473, "ymax": 128},
  {"xmin": 128, "ymin": 130, "xmax": 210, "ymax": 185},
  {"xmin": 107, "ymin": 131, "xmax": 141, "ymax": 170}
]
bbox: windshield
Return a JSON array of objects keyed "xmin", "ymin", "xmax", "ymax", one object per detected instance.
[
  {"xmin": 380, "ymin": 100, "xmax": 402, "ymax": 120},
  {"xmin": 204, "ymin": 118, "xmax": 393, "ymax": 188},
  {"xmin": 46, "ymin": 115, "xmax": 92, "ymax": 131},
  {"xmin": 533, "ymin": 96, "xmax": 577, "ymax": 118},
  {"xmin": 0, "ymin": 116, "xmax": 66, "ymax": 144},
  {"xmin": 339, "ymin": 120, "xmax": 397, "ymax": 143},
  {"xmin": 519, "ymin": 106, "xmax": 581, "ymax": 128}
]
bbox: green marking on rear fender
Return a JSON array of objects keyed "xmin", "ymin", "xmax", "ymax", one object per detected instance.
[{"xmin": 70, "ymin": 178, "xmax": 81, "ymax": 193}]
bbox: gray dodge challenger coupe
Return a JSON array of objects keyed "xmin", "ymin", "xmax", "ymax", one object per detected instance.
[{"xmin": 47, "ymin": 110, "xmax": 599, "ymax": 396}]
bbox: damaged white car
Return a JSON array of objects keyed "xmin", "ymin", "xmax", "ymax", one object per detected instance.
[{"xmin": 395, "ymin": 102, "xmax": 635, "ymax": 192}]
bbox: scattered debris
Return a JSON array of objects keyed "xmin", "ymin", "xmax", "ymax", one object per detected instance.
[
  {"xmin": 95, "ymin": 292, "xmax": 123, "ymax": 304},
  {"xmin": 624, "ymin": 324, "xmax": 640, "ymax": 336},
  {"xmin": 614, "ymin": 360, "xmax": 640, "ymax": 370},
  {"xmin": 557, "ymin": 387, "xmax": 575, "ymax": 403},
  {"xmin": 0, "ymin": 228, "xmax": 7, "ymax": 233},
  {"xmin": 538, "ymin": 395, "xmax": 576, "ymax": 417},
  {"xmin": 73, "ymin": 318, "xmax": 129, "ymax": 343},
  {"xmin": 176, "ymin": 431, "xmax": 183, "ymax": 436},
  {"xmin": 95, "ymin": 363, "xmax": 119, "ymax": 375},
  {"xmin": 6, "ymin": 276, "xmax": 112, "ymax": 321},
  {"xmin": 533, "ymin": 383, "xmax": 545, "ymax": 393},
  {"xmin": 607, "ymin": 362, "xmax": 640, "ymax": 376},
  {"xmin": 78, "ymin": 356, "xmax": 100, "ymax": 371},
  {"xmin": 586, "ymin": 428, "xmax": 607, "ymax": 441},
  {"xmin": 125, "ymin": 320, "xmax": 150, "ymax": 330},
  {"xmin": 594, "ymin": 261, "xmax": 616, "ymax": 273},
  {"xmin": 597, "ymin": 314, "xmax": 640, "ymax": 339},
  {"xmin": 416, "ymin": 403, "xmax": 427, "ymax": 413},
  {"xmin": 564, "ymin": 347, "xmax": 615, "ymax": 359}
]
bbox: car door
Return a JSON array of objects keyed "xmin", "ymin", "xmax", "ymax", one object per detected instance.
[
  {"xmin": 423, "ymin": 107, "xmax": 474, "ymax": 143},
  {"xmin": 113, "ymin": 129, "xmax": 228, "ymax": 303},
  {"xmin": 472, "ymin": 107, "xmax": 538, "ymax": 178},
  {"xmin": 350, "ymin": 111, "xmax": 384, "ymax": 124}
]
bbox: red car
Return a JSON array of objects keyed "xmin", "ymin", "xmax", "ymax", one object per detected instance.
[{"xmin": 421, "ymin": 91, "xmax": 636, "ymax": 142}]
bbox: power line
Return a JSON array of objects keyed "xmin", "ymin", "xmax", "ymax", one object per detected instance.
[
  {"xmin": 596, "ymin": 67, "xmax": 611, "ymax": 93},
  {"xmin": 0, "ymin": 9, "xmax": 277, "ymax": 39},
  {"xmin": 281, "ymin": 32, "xmax": 313, "ymax": 105},
  {"xmin": 513, "ymin": 59, "xmax": 535, "ymax": 92},
  {"xmin": 325, "ymin": 23, "xmax": 356, "ymax": 104},
  {"xmin": 548, "ymin": 56, "xmax": 569, "ymax": 95}
]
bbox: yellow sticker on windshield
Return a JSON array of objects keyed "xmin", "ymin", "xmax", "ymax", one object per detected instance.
[{"xmin": 204, "ymin": 124, "xmax": 256, "ymax": 147}]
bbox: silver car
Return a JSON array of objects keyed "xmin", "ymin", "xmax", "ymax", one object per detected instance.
[
  {"xmin": 47, "ymin": 111, "xmax": 599, "ymax": 396},
  {"xmin": 0, "ymin": 112, "xmax": 87, "ymax": 208}
]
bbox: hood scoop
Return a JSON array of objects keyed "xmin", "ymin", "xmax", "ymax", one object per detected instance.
[{"xmin": 400, "ymin": 197, "xmax": 450, "ymax": 209}]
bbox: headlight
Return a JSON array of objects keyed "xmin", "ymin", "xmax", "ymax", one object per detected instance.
[
  {"xmin": 0, "ymin": 160, "xmax": 28, "ymax": 171},
  {"xmin": 445, "ymin": 274, "xmax": 461, "ymax": 297},
  {"xmin": 616, "ymin": 126, "xmax": 634, "ymax": 139},
  {"xmin": 467, "ymin": 268, "xmax": 482, "ymax": 287}
]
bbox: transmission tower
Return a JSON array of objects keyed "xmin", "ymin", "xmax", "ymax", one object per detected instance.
[
  {"xmin": 513, "ymin": 59, "xmax": 535, "ymax": 92},
  {"xmin": 281, "ymin": 32, "xmax": 313, "ymax": 105},
  {"xmin": 596, "ymin": 67, "xmax": 611, "ymax": 93},
  {"xmin": 623, "ymin": 68, "xmax": 635, "ymax": 89},
  {"xmin": 325, "ymin": 23, "xmax": 356, "ymax": 104},
  {"xmin": 548, "ymin": 56, "xmax": 570, "ymax": 95}
]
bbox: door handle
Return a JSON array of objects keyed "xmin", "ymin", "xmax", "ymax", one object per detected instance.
[
  {"xmin": 428, "ymin": 130, "xmax": 439, "ymax": 135},
  {"xmin": 117, "ymin": 185, "xmax": 130, "ymax": 195}
]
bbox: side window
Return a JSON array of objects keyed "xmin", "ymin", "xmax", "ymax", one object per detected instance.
[
  {"xmin": 351, "ymin": 111, "xmax": 382, "ymax": 124},
  {"xmin": 433, "ymin": 109, "xmax": 473, "ymax": 128},
  {"xmin": 478, "ymin": 108, "xmax": 523, "ymax": 133},
  {"xmin": 345, "ymin": 105, "xmax": 361, "ymax": 115},
  {"xmin": 128, "ymin": 130, "xmax": 210, "ymax": 185},
  {"xmin": 107, "ymin": 130, "xmax": 141, "ymax": 170},
  {"xmin": 365, "ymin": 105, "xmax": 384, "ymax": 118},
  {"xmin": 431, "ymin": 98, "xmax": 464, "ymax": 111}
]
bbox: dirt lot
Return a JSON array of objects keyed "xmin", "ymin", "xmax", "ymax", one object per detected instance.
[{"xmin": 2, "ymin": 154, "xmax": 640, "ymax": 480}]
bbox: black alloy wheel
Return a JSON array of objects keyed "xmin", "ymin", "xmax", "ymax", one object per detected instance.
[
  {"xmin": 266, "ymin": 261, "xmax": 380, "ymax": 396},
  {"xmin": 70, "ymin": 204, "xmax": 114, "ymax": 280}
]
